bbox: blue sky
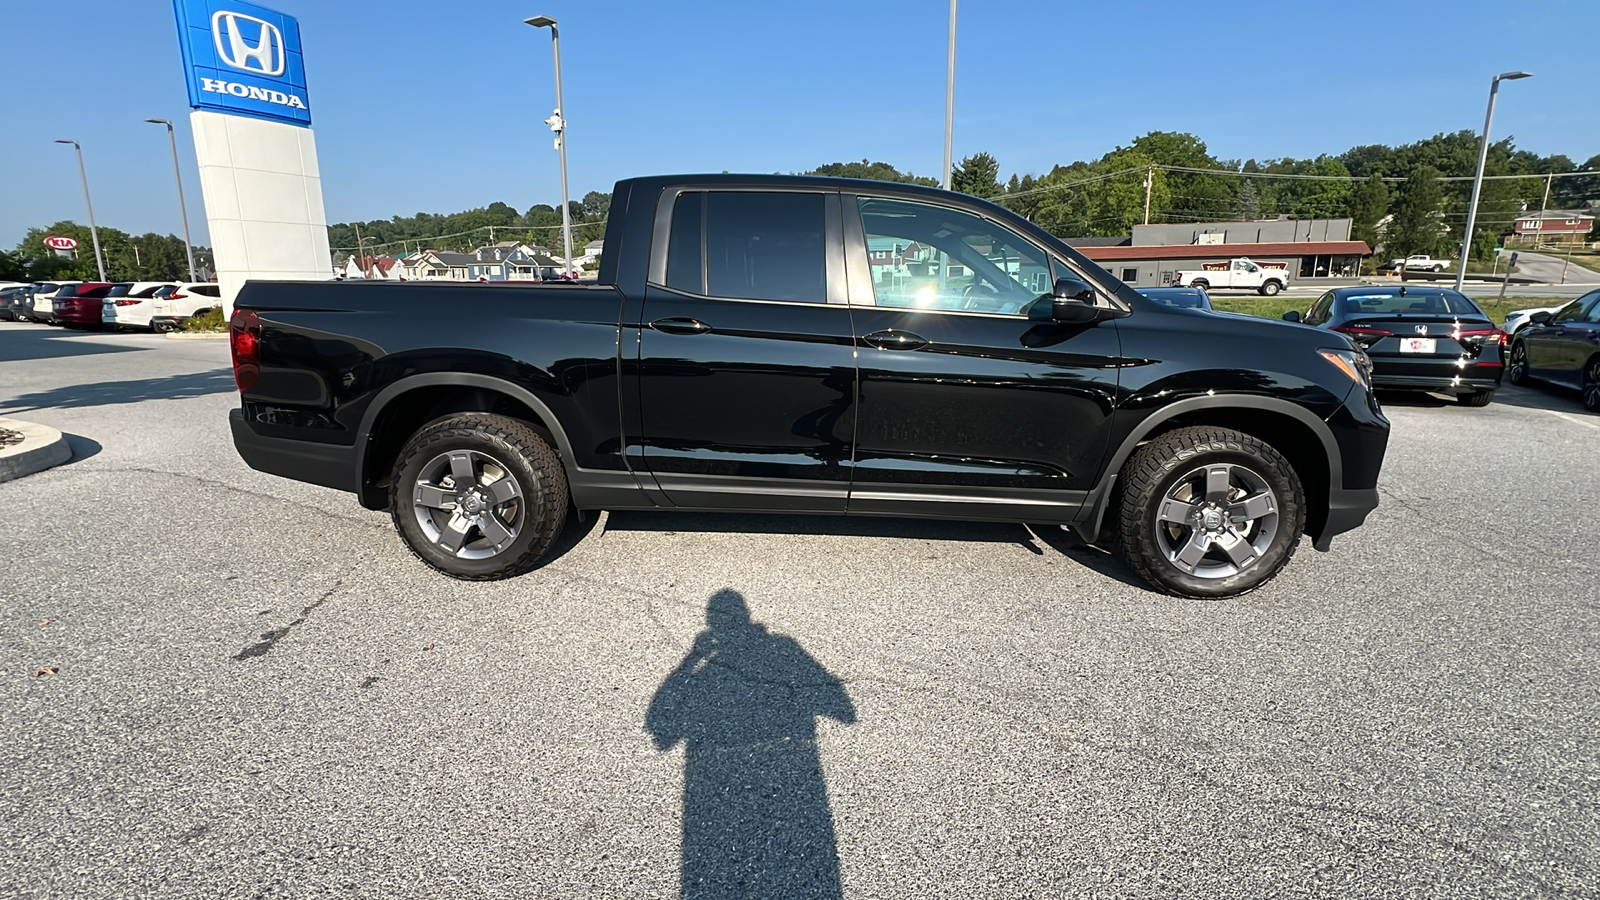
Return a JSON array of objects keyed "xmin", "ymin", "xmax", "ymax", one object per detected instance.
[{"xmin": 3, "ymin": 0, "xmax": 1595, "ymax": 247}]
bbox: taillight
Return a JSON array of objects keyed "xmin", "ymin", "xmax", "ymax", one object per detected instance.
[
  {"xmin": 170, "ymin": 290, "xmax": 188, "ymax": 300},
  {"xmin": 230, "ymin": 309, "xmax": 261, "ymax": 392},
  {"xmin": 114, "ymin": 299, "xmax": 141, "ymax": 306},
  {"xmin": 1330, "ymin": 324, "xmax": 1391, "ymax": 347},
  {"xmin": 1456, "ymin": 328, "xmax": 1506, "ymax": 346}
]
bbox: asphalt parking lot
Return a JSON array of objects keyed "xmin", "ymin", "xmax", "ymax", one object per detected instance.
[{"xmin": 2, "ymin": 323, "xmax": 1597, "ymax": 898}]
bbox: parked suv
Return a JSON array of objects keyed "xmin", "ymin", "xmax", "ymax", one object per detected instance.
[
  {"xmin": 151, "ymin": 283, "xmax": 222, "ymax": 332},
  {"xmin": 101, "ymin": 282, "xmax": 178, "ymax": 331}
]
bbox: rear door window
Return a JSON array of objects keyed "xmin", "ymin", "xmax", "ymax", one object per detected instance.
[{"xmin": 702, "ymin": 191, "xmax": 826, "ymax": 303}]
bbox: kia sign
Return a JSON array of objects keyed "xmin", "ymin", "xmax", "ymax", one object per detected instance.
[
  {"xmin": 172, "ymin": 0, "xmax": 310, "ymax": 127},
  {"xmin": 43, "ymin": 236, "xmax": 79, "ymax": 251}
]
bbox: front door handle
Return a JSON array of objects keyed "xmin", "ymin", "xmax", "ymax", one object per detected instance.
[
  {"xmin": 650, "ymin": 317, "xmax": 712, "ymax": 335},
  {"xmin": 862, "ymin": 329, "xmax": 929, "ymax": 351}
]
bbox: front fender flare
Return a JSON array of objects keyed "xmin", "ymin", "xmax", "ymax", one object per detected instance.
[{"xmin": 1076, "ymin": 393, "xmax": 1344, "ymax": 546}]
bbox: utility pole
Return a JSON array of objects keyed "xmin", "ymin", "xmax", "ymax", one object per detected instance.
[
  {"xmin": 1537, "ymin": 172, "xmax": 1552, "ymax": 250},
  {"xmin": 354, "ymin": 222, "xmax": 368, "ymax": 277},
  {"xmin": 1143, "ymin": 166, "xmax": 1153, "ymax": 225}
]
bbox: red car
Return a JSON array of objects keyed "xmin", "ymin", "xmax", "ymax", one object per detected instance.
[{"xmin": 52, "ymin": 283, "xmax": 114, "ymax": 328}]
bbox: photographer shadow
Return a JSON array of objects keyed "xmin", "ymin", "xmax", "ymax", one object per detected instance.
[{"xmin": 646, "ymin": 590, "xmax": 856, "ymax": 899}]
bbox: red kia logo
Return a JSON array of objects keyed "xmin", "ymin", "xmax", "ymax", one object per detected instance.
[{"xmin": 44, "ymin": 236, "xmax": 78, "ymax": 250}]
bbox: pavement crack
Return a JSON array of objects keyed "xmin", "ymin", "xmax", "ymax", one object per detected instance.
[{"xmin": 233, "ymin": 578, "xmax": 344, "ymax": 661}]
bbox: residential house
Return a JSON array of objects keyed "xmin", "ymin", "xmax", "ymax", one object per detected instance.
[
  {"xmin": 340, "ymin": 255, "xmax": 404, "ymax": 280},
  {"xmin": 1507, "ymin": 210, "xmax": 1596, "ymax": 247}
]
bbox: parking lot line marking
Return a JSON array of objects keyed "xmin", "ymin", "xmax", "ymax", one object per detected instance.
[{"xmin": 1538, "ymin": 409, "xmax": 1600, "ymax": 430}]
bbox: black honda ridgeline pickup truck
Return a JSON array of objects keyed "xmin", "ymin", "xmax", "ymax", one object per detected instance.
[{"xmin": 229, "ymin": 175, "xmax": 1388, "ymax": 597}]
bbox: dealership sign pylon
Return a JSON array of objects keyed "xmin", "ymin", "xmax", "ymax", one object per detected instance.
[{"xmin": 172, "ymin": 0, "xmax": 332, "ymax": 313}]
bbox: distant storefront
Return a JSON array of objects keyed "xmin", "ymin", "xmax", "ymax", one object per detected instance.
[{"xmin": 1067, "ymin": 217, "xmax": 1371, "ymax": 286}]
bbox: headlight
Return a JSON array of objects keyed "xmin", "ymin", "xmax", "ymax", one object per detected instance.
[{"xmin": 1319, "ymin": 348, "xmax": 1372, "ymax": 390}]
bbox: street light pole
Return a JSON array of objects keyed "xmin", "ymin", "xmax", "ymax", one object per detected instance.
[
  {"xmin": 1455, "ymin": 70, "xmax": 1532, "ymax": 291},
  {"xmin": 54, "ymin": 139, "xmax": 106, "ymax": 282},
  {"xmin": 145, "ymin": 119, "xmax": 199, "ymax": 282},
  {"xmin": 942, "ymin": 0, "xmax": 957, "ymax": 191},
  {"xmin": 526, "ymin": 15, "xmax": 574, "ymax": 278}
]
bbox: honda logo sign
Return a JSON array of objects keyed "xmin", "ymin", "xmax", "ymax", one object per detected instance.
[
  {"xmin": 172, "ymin": 1, "xmax": 310, "ymax": 127},
  {"xmin": 212, "ymin": 11, "xmax": 285, "ymax": 76}
]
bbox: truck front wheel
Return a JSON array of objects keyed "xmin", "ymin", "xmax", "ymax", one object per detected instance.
[
  {"xmin": 1259, "ymin": 280, "xmax": 1282, "ymax": 296},
  {"xmin": 388, "ymin": 413, "xmax": 569, "ymax": 580},
  {"xmin": 1114, "ymin": 426, "xmax": 1305, "ymax": 598}
]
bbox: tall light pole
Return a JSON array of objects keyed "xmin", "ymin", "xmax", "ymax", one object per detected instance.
[
  {"xmin": 54, "ymin": 139, "xmax": 107, "ymax": 282},
  {"xmin": 1455, "ymin": 70, "xmax": 1532, "ymax": 291},
  {"xmin": 526, "ymin": 14, "xmax": 574, "ymax": 278},
  {"xmin": 145, "ymin": 119, "xmax": 199, "ymax": 283},
  {"xmin": 942, "ymin": 0, "xmax": 957, "ymax": 191}
]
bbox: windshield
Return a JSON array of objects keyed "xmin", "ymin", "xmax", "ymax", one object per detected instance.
[{"xmin": 1340, "ymin": 291, "xmax": 1482, "ymax": 316}]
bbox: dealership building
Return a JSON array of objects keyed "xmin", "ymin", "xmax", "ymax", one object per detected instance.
[{"xmin": 1068, "ymin": 218, "xmax": 1371, "ymax": 288}]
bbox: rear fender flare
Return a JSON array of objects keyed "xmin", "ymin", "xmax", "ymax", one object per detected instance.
[
  {"xmin": 354, "ymin": 372, "xmax": 577, "ymax": 488},
  {"xmin": 1077, "ymin": 394, "xmax": 1344, "ymax": 543}
]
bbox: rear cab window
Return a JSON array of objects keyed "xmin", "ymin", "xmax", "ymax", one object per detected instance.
[{"xmin": 657, "ymin": 190, "xmax": 829, "ymax": 304}]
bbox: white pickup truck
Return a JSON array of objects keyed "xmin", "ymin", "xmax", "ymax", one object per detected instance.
[
  {"xmin": 1175, "ymin": 257, "xmax": 1289, "ymax": 296},
  {"xmin": 1388, "ymin": 254, "xmax": 1452, "ymax": 273}
]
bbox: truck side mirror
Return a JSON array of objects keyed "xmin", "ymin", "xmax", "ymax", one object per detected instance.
[{"xmin": 1282, "ymin": 310, "xmax": 1302, "ymax": 323}]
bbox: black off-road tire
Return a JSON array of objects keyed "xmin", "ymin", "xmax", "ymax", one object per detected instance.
[
  {"xmin": 1114, "ymin": 426, "xmax": 1306, "ymax": 599},
  {"xmin": 388, "ymin": 413, "xmax": 568, "ymax": 581},
  {"xmin": 1457, "ymin": 390, "xmax": 1494, "ymax": 407}
]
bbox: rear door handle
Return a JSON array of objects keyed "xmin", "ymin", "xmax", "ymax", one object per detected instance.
[
  {"xmin": 649, "ymin": 317, "xmax": 711, "ymax": 335},
  {"xmin": 862, "ymin": 329, "xmax": 929, "ymax": 351}
]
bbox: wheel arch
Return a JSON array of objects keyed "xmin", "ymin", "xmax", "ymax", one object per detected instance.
[
  {"xmin": 355, "ymin": 373, "xmax": 576, "ymax": 510},
  {"xmin": 1079, "ymin": 395, "xmax": 1341, "ymax": 548}
]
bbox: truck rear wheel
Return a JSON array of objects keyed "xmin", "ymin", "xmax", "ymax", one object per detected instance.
[
  {"xmin": 1114, "ymin": 426, "xmax": 1305, "ymax": 598},
  {"xmin": 1189, "ymin": 279, "xmax": 1209, "ymax": 291},
  {"xmin": 388, "ymin": 413, "xmax": 568, "ymax": 581},
  {"xmin": 1259, "ymin": 280, "xmax": 1282, "ymax": 296}
]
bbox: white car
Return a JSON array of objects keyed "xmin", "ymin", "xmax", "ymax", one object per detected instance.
[
  {"xmin": 101, "ymin": 282, "xmax": 178, "ymax": 330},
  {"xmin": 1502, "ymin": 303, "xmax": 1568, "ymax": 337},
  {"xmin": 149, "ymin": 283, "xmax": 223, "ymax": 332}
]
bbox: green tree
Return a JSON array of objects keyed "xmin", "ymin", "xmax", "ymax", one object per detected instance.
[
  {"xmin": 950, "ymin": 152, "xmax": 1001, "ymax": 198},
  {"xmin": 1388, "ymin": 166, "xmax": 1446, "ymax": 257},
  {"xmin": 805, "ymin": 159, "xmax": 938, "ymax": 186},
  {"xmin": 1349, "ymin": 174, "xmax": 1390, "ymax": 250},
  {"xmin": 0, "ymin": 249, "xmax": 26, "ymax": 281}
]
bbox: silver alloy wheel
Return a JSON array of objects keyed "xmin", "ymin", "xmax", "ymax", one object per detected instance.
[
  {"xmin": 411, "ymin": 449, "xmax": 525, "ymax": 560},
  {"xmin": 1154, "ymin": 462, "xmax": 1280, "ymax": 579},
  {"xmin": 1586, "ymin": 359, "xmax": 1600, "ymax": 411}
]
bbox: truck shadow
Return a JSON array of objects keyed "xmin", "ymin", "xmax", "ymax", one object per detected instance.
[
  {"xmin": 0, "ymin": 369, "xmax": 237, "ymax": 413},
  {"xmin": 646, "ymin": 589, "xmax": 856, "ymax": 899},
  {"xmin": 0, "ymin": 327, "xmax": 151, "ymax": 362},
  {"xmin": 600, "ymin": 511, "xmax": 1148, "ymax": 590}
]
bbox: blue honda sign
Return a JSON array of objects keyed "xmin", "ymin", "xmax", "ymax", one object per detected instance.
[{"xmin": 172, "ymin": 0, "xmax": 311, "ymax": 127}]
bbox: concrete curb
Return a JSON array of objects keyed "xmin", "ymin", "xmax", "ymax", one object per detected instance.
[
  {"xmin": 165, "ymin": 331, "xmax": 229, "ymax": 340},
  {"xmin": 0, "ymin": 417, "xmax": 74, "ymax": 483}
]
